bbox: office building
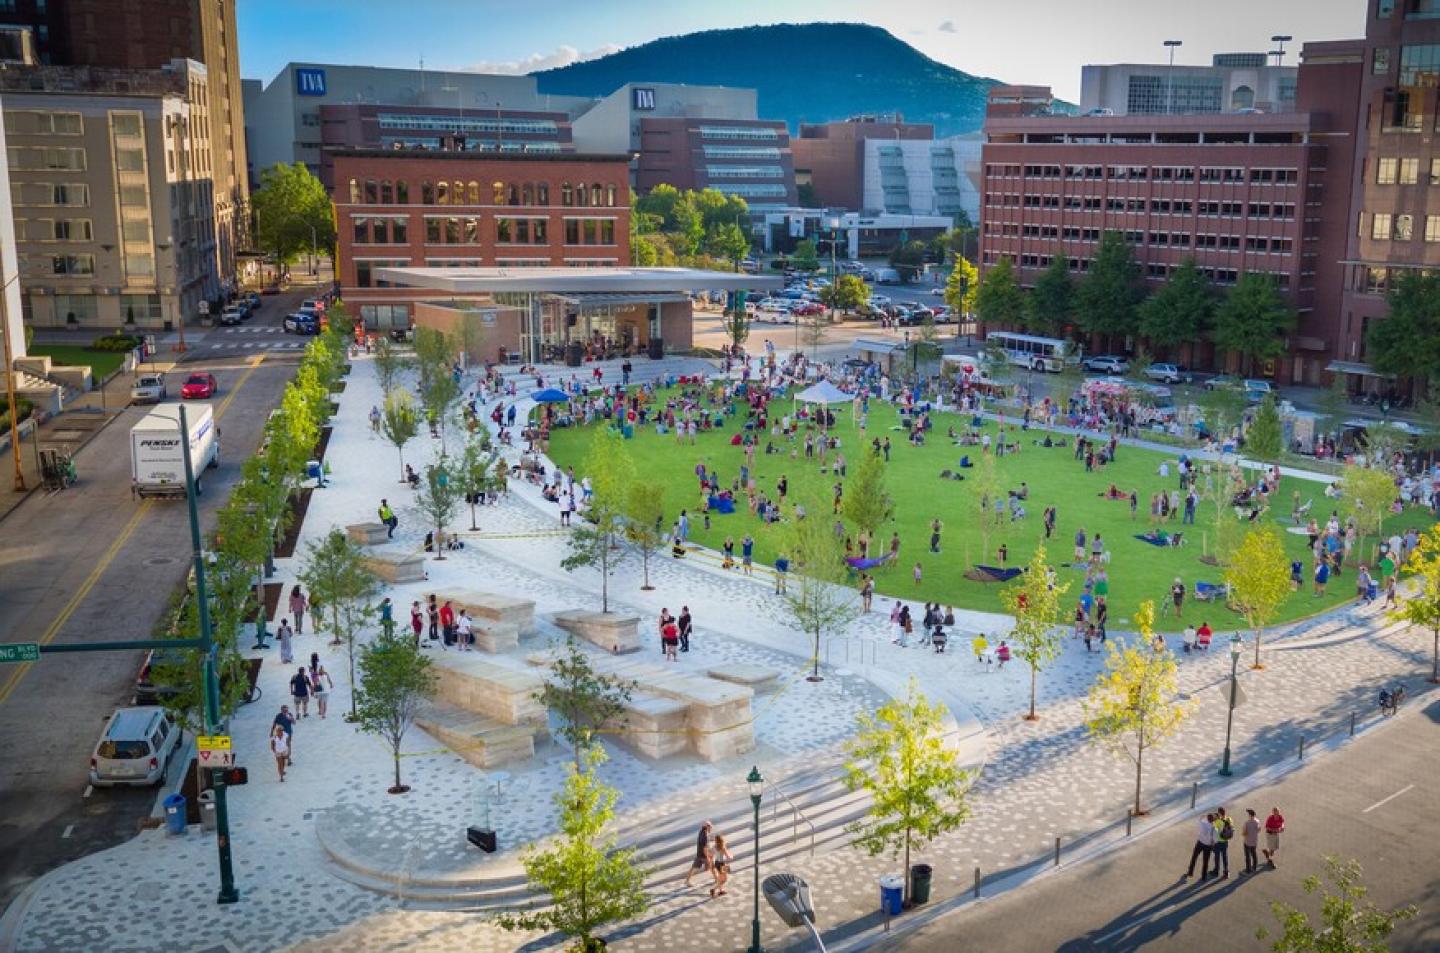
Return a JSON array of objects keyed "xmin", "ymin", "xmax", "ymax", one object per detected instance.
[
  {"xmin": 0, "ymin": 61, "xmax": 221, "ymax": 329},
  {"xmin": 759, "ymin": 208, "xmax": 953, "ymax": 258},
  {"xmin": 1080, "ymin": 55, "xmax": 1298, "ymax": 116},
  {"xmin": 330, "ymin": 148, "xmax": 631, "ymax": 332},
  {"xmin": 860, "ymin": 136, "xmax": 982, "ymax": 223},
  {"xmin": 792, "ymin": 116, "xmax": 934, "ymax": 210},
  {"xmin": 244, "ymin": 64, "xmax": 592, "ymax": 182}
]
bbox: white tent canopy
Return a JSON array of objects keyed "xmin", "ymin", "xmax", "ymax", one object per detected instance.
[{"xmin": 794, "ymin": 380, "xmax": 852, "ymax": 404}]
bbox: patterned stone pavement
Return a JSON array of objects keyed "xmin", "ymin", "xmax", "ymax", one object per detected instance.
[{"xmin": 3, "ymin": 355, "xmax": 1434, "ymax": 953}]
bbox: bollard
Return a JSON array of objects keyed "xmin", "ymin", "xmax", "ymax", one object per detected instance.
[
  {"xmin": 1190, "ymin": 781, "xmax": 1198, "ymax": 809},
  {"xmin": 973, "ymin": 866, "xmax": 981, "ymax": 899},
  {"xmin": 1350, "ymin": 712, "xmax": 1356, "ymax": 737},
  {"xmin": 1298, "ymin": 737, "xmax": 1306, "ymax": 760},
  {"xmin": 1126, "ymin": 812, "xmax": 1133, "ymax": 837},
  {"xmin": 1054, "ymin": 836, "xmax": 1061, "ymax": 867}
]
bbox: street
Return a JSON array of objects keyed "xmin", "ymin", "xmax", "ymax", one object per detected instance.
[
  {"xmin": 0, "ymin": 286, "xmax": 312, "ymax": 913},
  {"xmin": 882, "ymin": 698, "xmax": 1440, "ymax": 953}
]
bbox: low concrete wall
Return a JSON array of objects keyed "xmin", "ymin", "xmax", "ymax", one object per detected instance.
[
  {"xmin": 346, "ymin": 522, "xmax": 389, "ymax": 546},
  {"xmin": 360, "ymin": 552, "xmax": 426, "ymax": 584},
  {"xmin": 432, "ymin": 654, "xmax": 545, "ymax": 727},
  {"xmin": 552, "ymin": 609, "xmax": 640, "ymax": 654}
]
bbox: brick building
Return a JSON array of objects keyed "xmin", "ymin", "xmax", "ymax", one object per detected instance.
[
  {"xmin": 792, "ymin": 116, "xmax": 934, "ymax": 210},
  {"xmin": 330, "ymin": 149, "xmax": 631, "ymax": 332},
  {"xmin": 634, "ymin": 117, "xmax": 796, "ymax": 213}
]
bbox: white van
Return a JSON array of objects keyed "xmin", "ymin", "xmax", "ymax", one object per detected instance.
[{"xmin": 89, "ymin": 707, "xmax": 181, "ymax": 787}]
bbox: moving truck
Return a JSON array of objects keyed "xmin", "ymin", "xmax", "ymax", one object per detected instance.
[{"xmin": 130, "ymin": 403, "xmax": 219, "ymax": 498}]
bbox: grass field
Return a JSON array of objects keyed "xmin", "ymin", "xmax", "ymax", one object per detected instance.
[
  {"xmin": 27, "ymin": 345, "xmax": 125, "ymax": 379},
  {"xmin": 548, "ymin": 387, "xmax": 1433, "ymax": 632}
]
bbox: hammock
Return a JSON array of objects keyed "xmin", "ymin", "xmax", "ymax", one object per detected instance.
[{"xmin": 965, "ymin": 565, "xmax": 1024, "ymax": 583}]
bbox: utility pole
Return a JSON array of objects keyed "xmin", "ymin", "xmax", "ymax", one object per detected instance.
[
  {"xmin": 179, "ymin": 404, "xmax": 239, "ymax": 904},
  {"xmin": 1164, "ymin": 40, "xmax": 1183, "ymax": 115}
]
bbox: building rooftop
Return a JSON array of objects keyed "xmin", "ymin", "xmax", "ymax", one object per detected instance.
[
  {"xmin": 374, "ymin": 265, "xmax": 782, "ymax": 294},
  {"xmin": 329, "ymin": 147, "xmax": 631, "ymax": 163}
]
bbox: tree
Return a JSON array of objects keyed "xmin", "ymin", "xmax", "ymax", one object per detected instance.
[
  {"xmin": 975, "ymin": 257, "xmax": 1024, "ymax": 335},
  {"xmin": 1002, "ymin": 546, "xmax": 1070, "ymax": 721},
  {"xmin": 623, "ymin": 480, "xmax": 667, "ymax": 591},
  {"xmin": 780, "ymin": 500, "xmax": 858, "ymax": 681},
  {"xmin": 1082, "ymin": 601, "xmax": 1190, "ymax": 816},
  {"xmin": 217, "ymin": 470, "xmax": 284, "ymax": 644},
  {"xmin": 1198, "ymin": 381, "xmax": 1248, "ymax": 450},
  {"xmin": 945, "ymin": 256, "xmax": 980, "ymax": 319},
  {"xmin": 416, "ymin": 455, "xmax": 462, "ymax": 560},
  {"xmin": 381, "ymin": 389, "xmax": 420, "ymax": 482},
  {"xmin": 456, "ymin": 439, "xmax": 497, "ymax": 531},
  {"xmin": 150, "ymin": 562, "xmax": 252, "ymax": 745},
  {"xmin": 1138, "ymin": 258, "xmax": 1215, "ymax": 360},
  {"xmin": 1225, "ymin": 528, "xmax": 1292, "ymax": 669},
  {"xmin": 1317, "ymin": 372, "xmax": 1350, "ymax": 450},
  {"xmin": 630, "ymin": 231, "xmax": 661, "ymax": 267},
  {"xmin": 535, "ymin": 638, "xmax": 635, "ymax": 769},
  {"xmin": 372, "ymin": 336, "xmax": 411, "ymax": 396},
  {"xmin": 1247, "ymin": 395, "xmax": 1284, "ymax": 461},
  {"xmin": 1199, "ymin": 461, "xmax": 1243, "ymax": 565},
  {"xmin": 495, "ymin": 746, "xmax": 647, "ymax": 952},
  {"xmin": 842, "ymin": 678, "xmax": 974, "ymax": 907},
  {"xmin": 791, "ymin": 238, "xmax": 820, "ymax": 272},
  {"xmin": 1025, "ymin": 255, "xmax": 1072, "ymax": 334},
  {"xmin": 1339, "ymin": 464, "xmax": 1397, "ymax": 557},
  {"xmin": 1367, "ymin": 270, "xmax": 1440, "ymax": 382},
  {"xmin": 1390, "ymin": 525, "xmax": 1440, "ymax": 683},
  {"xmin": 821, "ymin": 274, "xmax": 869, "ymax": 315},
  {"xmin": 704, "ymin": 221, "xmax": 750, "ymax": 267},
  {"xmin": 889, "ymin": 240, "xmax": 928, "ymax": 283},
  {"xmin": 1075, "ymin": 231, "xmax": 1143, "ymax": 345},
  {"xmin": 1213, "ymin": 272, "xmax": 1296, "ymax": 373},
  {"xmin": 1256, "ymin": 855, "xmax": 1417, "ymax": 953},
  {"xmin": 252, "ymin": 162, "xmax": 335, "ymax": 270},
  {"xmin": 724, "ymin": 297, "xmax": 751, "ymax": 351},
  {"xmin": 298, "ymin": 528, "xmax": 380, "ymax": 719},
  {"xmin": 354, "ymin": 630, "xmax": 436, "ymax": 793},
  {"xmin": 560, "ymin": 430, "xmax": 635, "ymax": 613},
  {"xmin": 842, "ymin": 448, "xmax": 893, "ymax": 544}
]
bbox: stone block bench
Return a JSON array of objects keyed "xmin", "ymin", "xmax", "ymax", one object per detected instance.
[
  {"xmin": 346, "ymin": 522, "xmax": 389, "ymax": 546},
  {"xmin": 706, "ymin": 664, "xmax": 781, "ymax": 692},
  {"xmin": 551, "ymin": 609, "xmax": 641, "ymax": 654},
  {"xmin": 433, "ymin": 590, "xmax": 522, "ymax": 652},
  {"xmin": 361, "ymin": 552, "xmax": 426, "ymax": 584},
  {"xmin": 415, "ymin": 701, "xmax": 539, "ymax": 768},
  {"xmin": 458, "ymin": 592, "xmax": 537, "ymax": 636},
  {"xmin": 431, "ymin": 653, "xmax": 546, "ymax": 727}
]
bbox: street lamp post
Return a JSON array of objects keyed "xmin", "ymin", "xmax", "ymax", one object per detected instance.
[
  {"xmin": 747, "ymin": 766, "xmax": 765, "ymax": 953},
  {"xmin": 1219, "ymin": 633, "xmax": 1242, "ymax": 776},
  {"xmin": 1164, "ymin": 40, "xmax": 1183, "ymax": 115},
  {"xmin": 1270, "ymin": 35, "xmax": 1293, "ymax": 66}
]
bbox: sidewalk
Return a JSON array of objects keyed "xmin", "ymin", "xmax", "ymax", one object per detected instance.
[{"xmin": 1, "ymin": 354, "xmax": 1433, "ymax": 953}]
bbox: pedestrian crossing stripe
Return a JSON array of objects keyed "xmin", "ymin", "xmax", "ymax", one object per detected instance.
[{"xmin": 207, "ymin": 341, "xmax": 304, "ymax": 350}]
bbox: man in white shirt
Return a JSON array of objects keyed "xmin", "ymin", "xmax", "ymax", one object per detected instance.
[
  {"xmin": 456, "ymin": 611, "xmax": 474, "ymax": 652},
  {"xmin": 1182, "ymin": 813, "xmax": 1217, "ymax": 881}
]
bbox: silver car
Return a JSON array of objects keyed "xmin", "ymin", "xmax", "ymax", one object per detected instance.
[
  {"xmin": 89, "ymin": 707, "xmax": 181, "ymax": 787},
  {"xmin": 130, "ymin": 373, "xmax": 167, "ymax": 404}
]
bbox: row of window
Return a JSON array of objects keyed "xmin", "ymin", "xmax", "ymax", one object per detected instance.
[
  {"xmin": 992, "ymin": 252, "xmax": 1291, "ymax": 289},
  {"xmin": 1373, "ymin": 155, "xmax": 1440, "ymax": 185},
  {"xmin": 17, "ymin": 218, "xmax": 93, "ymax": 242},
  {"xmin": 377, "ymin": 137, "xmax": 562, "ymax": 154},
  {"xmin": 702, "ymin": 145, "xmax": 782, "ymax": 159},
  {"xmin": 345, "ymin": 177, "xmax": 620, "ymax": 208},
  {"xmin": 354, "ymin": 214, "xmax": 619, "ymax": 247},
  {"xmin": 991, "ymin": 164, "xmax": 1298, "ymax": 183},
  {"xmin": 992, "ymin": 223, "xmax": 1294, "ymax": 254},
  {"xmin": 987, "ymin": 193, "xmax": 1297, "ymax": 218},
  {"xmin": 704, "ymin": 165, "xmax": 785, "ymax": 179},
  {"xmin": 352, "ymin": 256, "xmax": 617, "ymax": 287},
  {"xmin": 698, "ymin": 126, "xmax": 779, "ymax": 141},
  {"xmin": 3, "ymin": 111, "xmax": 83, "ymax": 136},
  {"xmin": 10, "ymin": 182, "xmax": 90, "ymax": 207},
  {"xmin": 375, "ymin": 114, "xmax": 560, "ymax": 136},
  {"xmin": 1368, "ymin": 211, "xmax": 1440, "ymax": 242}
]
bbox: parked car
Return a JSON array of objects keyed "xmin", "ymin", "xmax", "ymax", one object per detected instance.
[
  {"xmin": 261, "ymin": 284, "xmax": 281, "ymax": 295},
  {"xmin": 1204, "ymin": 375, "xmax": 1240, "ymax": 391},
  {"xmin": 870, "ymin": 295, "xmax": 893, "ymax": 308},
  {"xmin": 301, "ymin": 298, "xmax": 327, "ymax": 314},
  {"xmin": 89, "ymin": 707, "xmax": 181, "ymax": 787},
  {"xmin": 1083, "ymin": 354, "xmax": 1131, "ymax": 374},
  {"xmin": 1243, "ymin": 379, "xmax": 1274, "ymax": 402},
  {"xmin": 284, "ymin": 312, "xmax": 320, "ymax": 334},
  {"xmin": 929, "ymin": 287, "xmax": 945, "ymax": 297},
  {"xmin": 129, "ymin": 374, "xmax": 167, "ymax": 404},
  {"xmin": 931, "ymin": 306, "xmax": 955, "ymax": 323},
  {"xmin": 791, "ymin": 302, "xmax": 825, "ymax": 317},
  {"xmin": 133, "ymin": 647, "xmax": 186, "ymax": 705},
  {"xmin": 244, "ymin": 292, "xmax": 262, "ymax": 310},
  {"xmin": 217, "ymin": 307, "xmax": 245, "ymax": 326},
  {"xmin": 180, "ymin": 372, "xmax": 218, "ymax": 399},
  {"xmin": 1145, "ymin": 363, "xmax": 1193, "ymax": 385}
]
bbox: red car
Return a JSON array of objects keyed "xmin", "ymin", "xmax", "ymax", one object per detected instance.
[
  {"xmin": 792, "ymin": 302, "xmax": 825, "ymax": 317},
  {"xmin": 180, "ymin": 373, "xmax": 217, "ymax": 399}
]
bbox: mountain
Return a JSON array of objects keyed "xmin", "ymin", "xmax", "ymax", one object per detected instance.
[{"xmin": 533, "ymin": 23, "xmax": 1000, "ymax": 137}]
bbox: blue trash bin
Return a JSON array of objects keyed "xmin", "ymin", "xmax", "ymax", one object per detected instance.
[
  {"xmin": 163, "ymin": 793, "xmax": 186, "ymax": 835},
  {"xmin": 879, "ymin": 874, "xmax": 904, "ymax": 916}
]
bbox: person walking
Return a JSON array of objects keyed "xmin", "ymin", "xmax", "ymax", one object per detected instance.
[
  {"xmin": 427, "ymin": 595, "xmax": 440, "ymax": 646},
  {"xmin": 289, "ymin": 586, "xmax": 308, "ymax": 636},
  {"xmin": 1182, "ymin": 813, "xmax": 1217, "ymax": 882},
  {"xmin": 678, "ymin": 606, "xmax": 693, "ymax": 653},
  {"xmin": 930, "ymin": 517, "xmax": 943, "ymax": 554},
  {"xmin": 310, "ymin": 659, "xmax": 333, "ymax": 718},
  {"xmin": 684, "ymin": 821, "xmax": 714, "ymax": 888},
  {"xmin": 1170, "ymin": 577, "xmax": 1185, "ymax": 619},
  {"xmin": 291, "ymin": 666, "xmax": 312, "ymax": 719},
  {"xmin": 273, "ymin": 705, "xmax": 295, "ymax": 765},
  {"xmin": 1213, "ymin": 808, "xmax": 1234, "ymax": 879},
  {"xmin": 270, "ymin": 724, "xmax": 290, "ymax": 782},
  {"xmin": 277, "ymin": 617, "xmax": 294, "ymax": 664},
  {"xmin": 378, "ymin": 597, "xmax": 395, "ymax": 638},
  {"xmin": 1242, "ymin": 809, "xmax": 1261, "ymax": 874},
  {"xmin": 456, "ymin": 610, "xmax": 474, "ymax": 651},
  {"xmin": 860, "ymin": 574, "xmax": 874, "ymax": 613},
  {"xmin": 710, "ymin": 833, "xmax": 733, "ymax": 897},
  {"xmin": 741, "ymin": 534, "xmax": 754, "ymax": 575},
  {"xmin": 774, "ymin": 554, "xmax": 789, "ymax": 593},
  {"xmin": 1263, "ymin": 807, "xmax": 1285, "ymax": 868},
  {"xmin": 410, "ymin": 600, "xmax": 424, "ymax": 648}
]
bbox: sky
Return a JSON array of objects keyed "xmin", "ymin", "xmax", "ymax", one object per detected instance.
[{"xmin": 238, "ymin": 0, "xmax": 1364, "ymax": 101}]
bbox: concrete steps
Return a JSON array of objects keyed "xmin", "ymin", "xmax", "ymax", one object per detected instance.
[{"xmin": 414, "ymin": 701, "xmax": 543, "ymax": 768}]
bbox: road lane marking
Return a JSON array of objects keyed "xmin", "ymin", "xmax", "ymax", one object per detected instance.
[
  {"xmin": 1362, "ymin": 783, "xmax": 1413, "ymax": 814},
  {"xmin": 61, "ymin": 825, "xmax": 73, "ymax": 839}
]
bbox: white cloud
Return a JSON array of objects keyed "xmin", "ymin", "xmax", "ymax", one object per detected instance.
[
  {"xmin": 460, "ymin": 43, "xmax": 622, "ymax": 75},
  {"xmin": 937, "ymin": 20, "xmax": 957, "ymax": 33}
]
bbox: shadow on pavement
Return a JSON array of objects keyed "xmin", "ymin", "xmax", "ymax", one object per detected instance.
[{"xmin": 1060, "ymin": 871, "xmax": 1254, "ymax": 952}]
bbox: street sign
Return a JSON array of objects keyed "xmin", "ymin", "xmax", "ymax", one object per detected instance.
[
  {"xmin": 1217, "ymin": 682, "xmax": 1247, "ymax": 708},
  {"xmin": 0, "ymin": 643, "xmax": 40, "ymax": 663},
  {"xmin": 198, "ymin": 748, "xmax": 235, "ymax": 768},
  {"xmin": 197, "ymin": 735, "xmax": 232, "ymax": 751}
]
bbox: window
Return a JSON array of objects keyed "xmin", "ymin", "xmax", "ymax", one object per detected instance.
[
  {"xmin": 395, "ymin": 180, "xmax": 409, "ymax": 203},
  {"xmin": 1377, "ymin": 157, "xmax": 1398, "ymax": 184},
  {"xmin": 590, "ymin": 183, "xmax": 603, "ymax": 207},
  {"xmin": 52, "ymin": 219, "xmax": 91, "ymax": 241},
  {"xmin": 444, "ymin": 217, "xmax": 460, "ymax": 244},
  {"xmin": 353, "ymin": 217, "xmax": 369, "ymax": 243},
  {"xmin": 52, "ymin": 183, "xmax": 87, "ymax": 206},
  {"xmin": 561, "ymin": 182, "xmax": 573, "ymax": 206},
  {"xmin": 126, "ymin": 254, "xmax": 154, "ymax": 277},
  {"xmin": 422, "ymin": 180, "xmax": 435, "ymax": 204},
  {"xmin": 455, "ymin": 182, "xmax": 466, "ymax": 206},
  {"xmin": 110, "ymin": 113, "xmax": 142, "ymax": 137},
  {"xmin": 536, "ymin": 183, "xmax": 549, "ymax": 205},
  {"xmin": 468, "ymin": 181, "xmax": 480, "ymax": 205},
  {"xmin": 521, "ymin": 183, "xmax": 534, "ymax": 206},
  {"xmin": 425, "ymin": 218, "xmax": 441, "ymax": 243},
  {"xmin": 1375, "ymin": 47, "xmax": 1392, "ymax": 74},
  {"xmin": 391, "ymin": 219, "xmax": 407, "ymax": 243},
  {"xmin": 1395, "ymin": 213, "xmax": 1414, "ymax": 240},
  {"xmin": 121, "ymin": 217, "xmax": 149, "ymax": 242},
  {"xmin": 121, "ymin": 294, "xmax": 162, "ymax": 320},
  {"xmin": 495, "ymin": 218, "xmax": 547, "ymax": 244},
  {"xmin": 1426, "ymin": 214, "xmax": 1440, "ymax": 241},
  {"xmin": 51, "ymin": 254, "xmax": 94, "ymax": 275},
  {"xmin": 348, "ymin": 178, "xmax": 360, "ymax": 204},
  {"xmin": 492, "ymin": 181, "xmax": 505, "ymax": 205},
  {"xmin": 1373, "ymin": 212, "xmax": 1393, "ymax": 239},
  {"xmin": 364, "ymin": 179, "xmax": 378, "ymax": 203},
  {"xmin": 1398, "ymin": 43, "xmax": 1440, "ymax": 86},
  {"xmin": 1380, "ymin": 0, "xmax": 1394, "ymax": 14},
  {"xmin": 380, "ymin": 180, "xmax": 394, "ymax": 203},
  {"xmin": 606, "ymin": 185, "xmax": 617, "ymax": 207},
  {"xmin": 436, "ymin": 181, "xmax": 448, "ymax": 205},
  {"xmin": 1400, "ymin": 157, "xmax": 1420, "ymax": 184}
]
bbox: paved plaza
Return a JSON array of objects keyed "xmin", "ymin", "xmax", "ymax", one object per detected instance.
[{"xmin": 2, "ymin": 353, "xmax": 1435, "ymax": 953}]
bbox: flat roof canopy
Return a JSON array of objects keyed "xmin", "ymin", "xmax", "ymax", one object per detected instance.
[{"xmin": 374, "ymin": 266, "xmax": 783, "ymax": 295}]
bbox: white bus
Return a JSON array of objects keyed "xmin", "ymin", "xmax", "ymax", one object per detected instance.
[{"xmin": 985, "ymin": 331, "xmax": 1077, "ymax": 373}]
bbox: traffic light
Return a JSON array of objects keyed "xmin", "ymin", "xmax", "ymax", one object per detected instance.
[{"xmin": 221, "ymin": 766, "xmax": 248, "ymax": 786}]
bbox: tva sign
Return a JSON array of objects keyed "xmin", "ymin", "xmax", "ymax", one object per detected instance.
[{"xmin": 295, "ymin": 68, "xmax": 327, "ymax": 96}]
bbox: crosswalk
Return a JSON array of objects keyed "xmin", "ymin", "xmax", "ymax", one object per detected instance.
[
  {"xmin": 206, "ymin": 326, "xmax": 304, "ymax": 350},
  {"xmin": 217, "ymin": 326, "xmax": 285, "ymax": 334},
  {"xmin": 205, "ymin": 339, "xmax": 305, "ymax": 350}
]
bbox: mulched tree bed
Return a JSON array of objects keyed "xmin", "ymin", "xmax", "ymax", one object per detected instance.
[
  {"xmin": 312, "ymin": 425, "xmax": 333, "ymax": 462},
  {"xmin": 274, "ymin": 489, "xmax": 314, "ymax": 558},
  {"xmin": 243, "ymin": 582, "xmax": 284, "ymax": 623},
  {"xmin": 178, "ymin": 657, "xmax": 262, "ymax": 823}
]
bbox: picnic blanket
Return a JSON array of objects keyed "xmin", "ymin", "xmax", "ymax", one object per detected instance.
[
  {"xmin": 846, "ymin": 556, "xmax": 890, "ymax": 571},
  {"xmin": 1135, "ymin": 532, "xmax": 1172, "ymax": 547},
  {"xmin": 964, "ymin": 565, "xmax": 1024, "ymax": 583},
  {"xmin": 707, "ymin": 496, "xmax": 736, "ymax": 514}
]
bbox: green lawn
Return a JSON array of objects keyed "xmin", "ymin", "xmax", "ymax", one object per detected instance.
[
  {"xmin": 548, "ymin": 388, "xmax": 1434, "ymax": 632},
  {"xmin": 27, "ymin": 345, "xmax": 125, "ymax": 379}
]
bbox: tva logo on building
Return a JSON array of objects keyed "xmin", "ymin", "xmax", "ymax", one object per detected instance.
[
  {"xmin": 296, "ymin": 68, "xmax": 327, "ymax": 96},
  {"xmin": 632, "ymin": 88, "xmax": 656, "ymax": 111}
]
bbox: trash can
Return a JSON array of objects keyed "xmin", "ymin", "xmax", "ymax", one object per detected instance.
[
  {"xmin": 879, "ymin": 875, "xmax": 904, "ymax": 916},
  {"xmin": 163, "ymin": 794, "xmax": 186, "ymax": 835},
  {"xmin": 306, "ymin": 460, "xmax": 323, "ymax": 481},
  {"xmin": 198, "ymin": 790, "xmax": 217, "ymax": 832},
  {"xmin": 909, "ymin": 864, "xmax": 933, "ymax": 905},
  {"xmin": 565, "ymin": 341, "xmax": 583, "ymax": 367}
]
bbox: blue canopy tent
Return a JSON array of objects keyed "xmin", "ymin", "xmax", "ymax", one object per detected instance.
[{"xmin": 532, "ymin": 388, "xmax": 570, "ymax": 403}]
